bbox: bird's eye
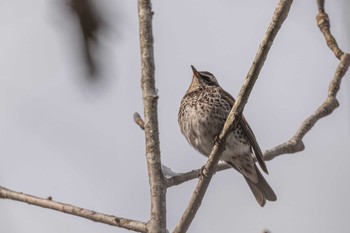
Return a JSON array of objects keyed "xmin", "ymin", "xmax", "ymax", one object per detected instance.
[{"xmin": 201, "ymin": 75, "xmax": 215, "ymax": 86}]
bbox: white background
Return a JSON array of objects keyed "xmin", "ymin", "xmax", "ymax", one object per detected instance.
[{"xmin": 0, "ymin": 1, "xmax": 350, "ymax": 232}]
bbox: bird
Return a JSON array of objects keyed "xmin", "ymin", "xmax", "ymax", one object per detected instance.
[{"xmin": 178, "ymin": 65, "xmax": 277, "ymax": 206}]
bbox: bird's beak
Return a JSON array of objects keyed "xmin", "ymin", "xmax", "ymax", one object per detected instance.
[{"xmin": 191, "ymin": 65, "xmax": 201, "ymax": 79}]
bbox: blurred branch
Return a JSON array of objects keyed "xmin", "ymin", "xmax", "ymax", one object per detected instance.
[
  {"xmin": 0, "ymin": 186, "xmax": 147, "ymax": 233},
  {"xmin": 67, "ymin": 0, "xmax": 102, "ymax": 77},
  {"xmin": 173, "ymin": 1, "xmax": 293, "ymax": 232},
  {"xmin": 137, "ymin": 0, "xmax": 167, "ymax": 232}
]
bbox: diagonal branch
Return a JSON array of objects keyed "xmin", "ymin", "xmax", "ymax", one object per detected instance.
[
  {"xmin": 137, "ymin": 0, "xmax": 167, "ymax": 232},
  {"xmin": 173, "ymin": 1, "xmax": 293, "ymax": 232},
  {"xmin": 0, "ymin": 186, "xmax": 147, "ymax": 233}
]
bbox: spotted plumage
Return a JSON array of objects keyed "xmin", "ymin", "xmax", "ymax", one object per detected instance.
[{"xmin": 178, "ymin": 65, "xmax": 276, "ymax": 206}]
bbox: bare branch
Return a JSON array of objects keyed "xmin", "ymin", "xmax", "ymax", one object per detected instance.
[
  {"xmin": 165, "ymin": 163, "xmax": 230, "ymax": 188},
  {"xmin": 173, "ymin": 1, "xmax": 293, "ymax": 232},
  {"xmin": 264, "ymin": 53, "xmax": 350, "ymax": 160},
  {"xmin": 0, "ymin": 186, "xmax": 147, "ymax": 233},
  {"xmin": 134, "ymin": 112, "xmax": 145, "ymax": 130},
  {"xmin": 316, "ymin": 0, "xmax": 344, "ymax": 59},
  {"xmin": 137, "ymin": 0, "xmax": 167, "ymax": 232}
]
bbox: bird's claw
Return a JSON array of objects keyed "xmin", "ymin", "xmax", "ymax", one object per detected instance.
[
  {"xmin": 214, "ymin": 136, "xmax": 221, "ymax": 146},
  {"xmin": 198, "ymin": 166, "xmax": 208, "ymax": 179},
  {"xmin": 214, "ymin": 136, "xmax": 226, "ymax": 150}
]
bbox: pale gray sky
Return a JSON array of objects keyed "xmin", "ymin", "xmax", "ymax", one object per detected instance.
[{"xmin": 1, "ymin": 1, "xmax": 350, "ymax": 233}]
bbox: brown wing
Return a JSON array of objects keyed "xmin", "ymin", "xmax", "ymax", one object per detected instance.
[
  {"xmin": 240, "ymin": 115, "xmax": 268, "ymax": 174},
  {"xmin": 219, "ymin": 88, "xmax": 268, "ymax": 174}
]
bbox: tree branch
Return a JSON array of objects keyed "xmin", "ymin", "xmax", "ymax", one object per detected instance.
[
  {"xmin": 137, "ymin": 0, "xmax": 167, "ymax": 232},
  {"xmin": 173, "ymin": 1, "xmax": 293, "ymax": 232},
  {"xmin": 0, "ymin": 186, "xmax": 147, "ymax": 233},
  {"xmin": 165, "ymin": 163, "xmax": 230, "ymax": 188},
  {"xmin": 263, "ymin": 0, "xmax": 350, "ymax": 160}
]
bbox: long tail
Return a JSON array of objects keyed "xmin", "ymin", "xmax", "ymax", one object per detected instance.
[{"xmin": 244, "ymin": 164, "xmax": 277, "ymax": 207}]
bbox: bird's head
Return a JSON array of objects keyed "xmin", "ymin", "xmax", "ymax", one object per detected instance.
[{"xmin": 187, "ymin": 65, "xmax": 220, "ymax": 92}]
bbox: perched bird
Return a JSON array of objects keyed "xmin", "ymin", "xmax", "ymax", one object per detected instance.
[{"xmin": 178, "ymin": 65, "xmax": 277, "ymax": 206}]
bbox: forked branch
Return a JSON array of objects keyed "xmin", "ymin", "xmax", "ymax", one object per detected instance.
[{"xmin": 263, "ymin": 0, "xmax": 349, "ymax": 160}]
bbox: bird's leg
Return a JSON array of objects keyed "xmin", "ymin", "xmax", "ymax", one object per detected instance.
[
  {"xmin": 198, "ymin": 166, "xmax": 206, "ymax": 179},
  {"xmin": 198, "ymin": 136, "xmax": 225, "ymax": 179},
  {"xmin": 198, "ymin": 163, "xmax": 219, "ymax": 179}
]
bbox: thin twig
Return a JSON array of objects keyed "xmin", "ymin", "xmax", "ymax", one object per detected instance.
[
  {"xmin": 173, "ymin": 1, "xmax": 293, "ymax": 232},
  {"xmin": 316, "ymin": 0, "xmax": 344, "ymax": 59},
  {"xmin": 0, "ymin": 186, "xmax": 147, "ymax": 233},
  {"xmin": 165, "ymin": 163, "xmax": 230, "ymax": 188},
  {"xmin": 134, "ymin": 112, "xmax": 145, "ymax": 130},
  {"xmin": 138, "ymin": 0, "xmax": 167, "ymax": 232}
]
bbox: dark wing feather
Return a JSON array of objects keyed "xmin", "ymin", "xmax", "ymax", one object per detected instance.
[
  {"xmin": 240, "ymin": 116, "xmax": 268, "ymax": 174},
  {"xmin": 219, "ymin": 88, "xmax": 268, "ymax": 174}
]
